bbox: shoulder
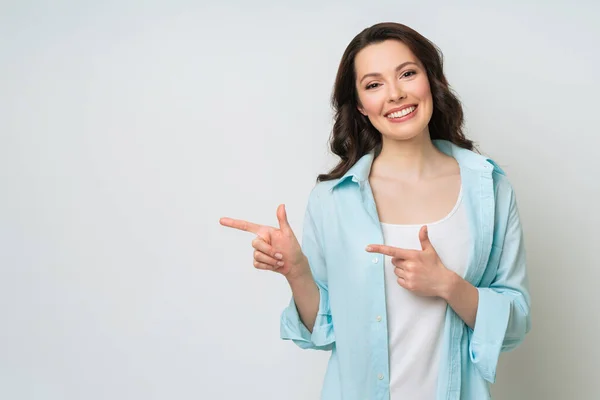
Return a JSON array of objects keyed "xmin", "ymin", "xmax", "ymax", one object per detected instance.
[
  {"xmin": 486, "ymin": 158, "xmax": 516, "ymax": 203},
  {"xmin": 484, "ymin": 159, "xmax": 520, "ymax": 223},
  {"xmin": 457, "ymin": 144, "xmax": 515, "ymax": 201},
  {"xmin": 456, "ymin": 143, "xmax": 518, "ymax": 211},
  {"xmin": 306, "ymin": 179, "xmax": 338, "ymax": 211}
]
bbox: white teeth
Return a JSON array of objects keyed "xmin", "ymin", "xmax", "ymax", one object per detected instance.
[{"xmin": 387, "ymin": 106, "xmax": 416, "ymax": 119}]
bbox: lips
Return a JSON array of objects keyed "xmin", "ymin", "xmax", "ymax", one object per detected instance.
[
  {"xmin": 384, "ymin": 104, "xmax": 418, "ymax": 117},
  {"xmin": 385, "ymin": 105, "xmax": 419, "ymax": 123}
]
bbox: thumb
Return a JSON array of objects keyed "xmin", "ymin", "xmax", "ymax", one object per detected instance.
[
  {"xmin": 277, "ymin": 204, "xmax": 292, "ymax": 233},
  {"xmin": 419, "ymin": 225, "xmax": 432, "ymax": 251},
  {"xmin": 256, "ymin": 227, "xmax": 272, "ymax": 244}
]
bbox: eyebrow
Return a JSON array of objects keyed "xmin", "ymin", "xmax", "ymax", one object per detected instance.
[{"xmin": 359, "ymin": 61, "xmax": 420, "ymax": 84}]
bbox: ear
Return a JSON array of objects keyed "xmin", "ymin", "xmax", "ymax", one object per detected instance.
[{"xmin": 357, "ymin": 105, "xmax": 367, "ymax": 116}]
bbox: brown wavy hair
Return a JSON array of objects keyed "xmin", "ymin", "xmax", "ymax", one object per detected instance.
[{"xmin": 317, "ymin": 22, "xmax": 475, "ymax": 182}]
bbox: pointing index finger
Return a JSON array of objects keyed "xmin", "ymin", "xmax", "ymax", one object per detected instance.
[
  {"xmin": 365, "ymin": 244, "xmax": 417, "ymax": 259},
  {"xmin": 219, "ymin": 217, "xmax": 262, "ymax": 234}
]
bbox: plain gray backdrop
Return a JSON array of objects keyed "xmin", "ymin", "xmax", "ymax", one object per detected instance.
[{"xmin": 1, "ymin": 1, "xmax": 599, "ymax": 399}]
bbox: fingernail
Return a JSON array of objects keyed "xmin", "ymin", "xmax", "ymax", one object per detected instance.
[
  {"xmin": 277, "ymin": 261, "xmax": 284, "ymax": 267},
  {"xmin": 275, "ymin": 253, "xmax": 283, "ymax": 260},
  {"xmin": 365, "ymin": 246, "xmax": 372, "ymax": 251}
]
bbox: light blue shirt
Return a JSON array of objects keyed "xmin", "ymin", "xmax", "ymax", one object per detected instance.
[{"xmin": 280, "ymin": 140, "xmax": 531, "ymax": 400}]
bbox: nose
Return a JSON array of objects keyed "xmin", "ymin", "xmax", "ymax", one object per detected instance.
[{"xmin": 388, "ymin": 82, "xmax": 407, "ymax": 102}]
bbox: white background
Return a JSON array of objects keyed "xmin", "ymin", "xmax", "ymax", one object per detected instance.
[{"xmin": 1, "ymin": 1, "xmax": 599, "ymax": 399}]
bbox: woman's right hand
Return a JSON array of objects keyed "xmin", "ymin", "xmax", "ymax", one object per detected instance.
[{"xmin": 219, "ymin": 204, "xmax": 310, "ymax": 281}]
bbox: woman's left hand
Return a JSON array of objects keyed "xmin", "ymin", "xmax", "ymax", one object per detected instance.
[{"xmin": 365, "ymin": 225, "xmax": 454, "ymax": 298}]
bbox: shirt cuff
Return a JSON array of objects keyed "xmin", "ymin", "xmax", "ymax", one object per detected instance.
[
  {"xmin": 280, "ymin": 285, "xmax": 335, "ymax": 350},
  {"xmin": 468, "ymin": 287, "xmax": 511, "ymax": 383}
]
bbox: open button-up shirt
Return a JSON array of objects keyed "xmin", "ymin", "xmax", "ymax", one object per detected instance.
[{"xmin": 280, "ymin": 140, "xmax": 531, "ymax": 400}]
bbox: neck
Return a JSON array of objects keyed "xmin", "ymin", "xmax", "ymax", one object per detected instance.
[{"xmin": 371, "ymin": 133, "xmax": 442, "ymax": 181}]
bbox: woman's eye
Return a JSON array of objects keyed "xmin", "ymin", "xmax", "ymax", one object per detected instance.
[{"xmin": 366, "ymin": 72, "xmax": 414, "ymax": 89}]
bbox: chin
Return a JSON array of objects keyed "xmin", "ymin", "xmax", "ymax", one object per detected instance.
[
  {"xmin": 377, "ymin": 123, "xmax": 429, "ymax": 142},
  {"xmin": 385, "ymin": 132, "xmax": 423, "ymax": 142},
  {"xmin": 376, "ymin": 106, "xmax": 432, "ymax": 137}
]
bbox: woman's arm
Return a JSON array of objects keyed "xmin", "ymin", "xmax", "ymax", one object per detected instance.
[
  {"xmin": 439, "ymin": 271, "xmax": 479, "ymax": 330},
  {"xmin": 286, "ymin": 257, "xmax": 320, "ymax": 333}
]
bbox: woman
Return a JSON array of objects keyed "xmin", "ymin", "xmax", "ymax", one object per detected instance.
[{"xmin": 220, "ymin": 22, "xmax": 531, "ymax": 400}]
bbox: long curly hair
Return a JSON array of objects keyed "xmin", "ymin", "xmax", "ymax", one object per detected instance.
[{"xmin": 317, "ymin": 22, "xmax": 475, "ymax": 182}]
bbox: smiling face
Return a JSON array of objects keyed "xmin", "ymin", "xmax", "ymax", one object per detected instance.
[{"xmin": 355, "ymin": 39, "xmax": 434, "ymax": 143}]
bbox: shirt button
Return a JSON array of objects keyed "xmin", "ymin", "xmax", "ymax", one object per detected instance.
[
  {"xmin": 376, "ymin": 316, "xmax": 382, "ymax": 322},
  {"xmin": 372, "ymin": 257, "xmax": 378, "ymax": 264},
  {"xmin": 378, "ymin": 373, "xmax": 384, "ymax": 380}
]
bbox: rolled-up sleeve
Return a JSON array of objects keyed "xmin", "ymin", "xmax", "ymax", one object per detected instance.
[
  {"xmin": 280, "ymin": 190, "xmax": 335, "ymax": 350},
  {"xmin": 469, "ymin": 187, "xmax": 532, "ymax": 383}
]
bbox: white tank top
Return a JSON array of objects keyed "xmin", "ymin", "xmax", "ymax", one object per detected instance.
[{"xmin": 380, "ymin": 187, "xmax": 469, "ymax": 400}]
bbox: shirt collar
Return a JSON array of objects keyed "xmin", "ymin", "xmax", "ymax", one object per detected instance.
[{"xmin": 330, "ymin": 139, "xmax": 504, "ymax": 192}]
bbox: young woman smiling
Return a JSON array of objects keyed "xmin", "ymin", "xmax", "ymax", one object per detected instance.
[{"xmin": 221, "ymin": 22, "xmax": 531, "ymax": 400}]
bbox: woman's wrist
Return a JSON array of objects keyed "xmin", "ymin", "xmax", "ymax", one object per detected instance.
[
  {"xmin": 285, "ymin": 255, "xmax": 312, "ymax": 284},
  {"xmin": 438, "ymin": 268, "xmax": 460, "ymax": 301}
]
